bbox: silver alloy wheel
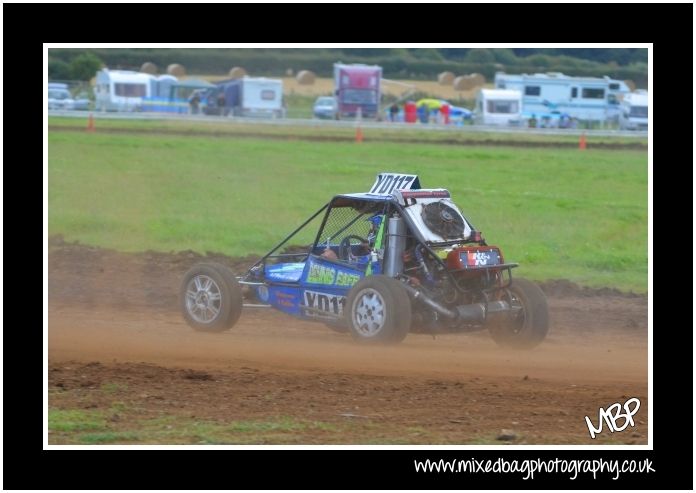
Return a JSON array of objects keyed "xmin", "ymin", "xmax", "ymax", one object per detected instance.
[
  {"xmin": 185, "ymin": 274, "xmax": 222, "ymax": 323},
  {"xmin": 352, "ymin": 288, "xmax": 386, "ymax": 337}
]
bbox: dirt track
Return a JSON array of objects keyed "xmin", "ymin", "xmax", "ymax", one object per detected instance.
[{"xmin": 48, "ymin": 241, "xmax": 648, "ymax": 444}]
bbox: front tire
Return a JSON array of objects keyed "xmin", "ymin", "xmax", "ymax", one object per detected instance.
[
  {"xmin": 345, "ymin": 276, "xmax": 411, "ymax": 344},
  {"xmin": 180, "ymin": 263, "xmax": 242, "ymax": 332},
  {"xmin": 488, "ymin": 278, "xmax": 549, "ymax": 349}
]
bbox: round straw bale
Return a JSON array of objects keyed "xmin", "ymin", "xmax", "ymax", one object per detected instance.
[
  {"xmin": 166, "ymin": 64, "xmax": 186, "ymax": 77},
  {"xmin": 296, "ymin": 70, "xmax": 316, "ymax": 85},
  {"xmin": 229, "ymin": 67, "xmax": 247, "ymax": 78},
  {"xmin": 140, "ymin": 62, "xmax": 158, "ymax": 74},
  {"xmin": 453, "ymin": 75, "xmax": 475, "ymax": 91},
  {"xmin": 437, "ymin": 71, "xmax": 455, "ymax": 85},
  {"xmin": 470, "ymin": 72, "xmax": 486, "ymax": 86}
]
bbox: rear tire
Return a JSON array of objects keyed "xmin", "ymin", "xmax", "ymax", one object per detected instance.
[
  {"xmin": 345, "ymin": 275, "xmax": 411, "ymax": 344},
  {"xmin": 180, "ymin": 263, "xmax": 243, "ymax": 332},
  {"xmin": 488, "ymin": 278, "xmax": 549, "ymax": 349}
]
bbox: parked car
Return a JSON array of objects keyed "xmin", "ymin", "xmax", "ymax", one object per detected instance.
[
  {"xmin": 72, "ymin": 91, "xmax": 92, "ymax": 111},
  {"xmin": 313, "ymin": 96, "xmax": 338, "ymax": 119},
  {"xmin": 444, "ymin": 101, "xmax": 473, "ymax": 123},
  {"xmin": 48, "ymin": 86, "xmax": 75, "ymax": 110}
]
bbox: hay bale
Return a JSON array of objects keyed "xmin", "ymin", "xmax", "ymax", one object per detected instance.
[
  {"xmin": 437, "ymin": 71, "xmax": 455, "ymax": 85},
  {"xmin": 228, "ymin": 67, "xmax": 247, "ymax": 79},
  {"xmin": 140, "ymin": 62, "xmax": 158, "ymax": 75},
  {"xmin": 453, "ymin": 75, "xmax": 475, "ymax": 91},
  {"xmin": 470, "ymin": 73, "xmax": 486, "ymax": 86},
  {"xmin": 624, "ymin": 79, "xmax": 636, "ymax": 92},
  {"xmin": 296, "ymin": 70, "xmax": 316, "ymax": 85},
  {"xmin": 167, "ymin": 63, "xmax": 186, "ymax": 77}
]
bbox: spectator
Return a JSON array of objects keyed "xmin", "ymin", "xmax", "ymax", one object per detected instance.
[
  {"xmin": 528, "ymin": 114, "xmax": 537, "ymax": 128},
  {"xmin": 559, "ymin": 113, "xmax": 570, "ymax": 129},
  {"xmin": 418, "ymin": 104, "xmax": 429, "ymax": 124},
  {"xmin": 389, "ymin": 103, "xmax": 399, "ymax": 122},
  {"xmin": 189, "ymin": 92, "xmax": 201, "ymax": 115},
  {"xmin": 216, "ymin": 92, "xmax": 226, "ymax": 116}
]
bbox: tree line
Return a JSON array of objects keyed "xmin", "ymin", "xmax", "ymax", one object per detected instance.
[{"xmin": 48, "ymin": 48, "xmax": 648, "ymax": 87}]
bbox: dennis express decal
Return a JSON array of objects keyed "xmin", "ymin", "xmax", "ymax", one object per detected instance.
[{"xmin": 306, "ymin": 262, "xmax": 360, "ymax": 287}]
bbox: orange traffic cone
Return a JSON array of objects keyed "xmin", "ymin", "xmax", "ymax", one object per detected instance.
[
  {"xmin": 86, "ymin": 113, "xmax": 95, "ymax": 132},
  {"xmin": 578, "ymin": 132, "xmax": 586, "ymax": 150},
  {"xmin": 355, "ymin": 125, "xmax": 363, "ymax": 143}
]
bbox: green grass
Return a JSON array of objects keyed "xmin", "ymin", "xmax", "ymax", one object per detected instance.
[
  {"xmin": 48, "ymin": 116, "xmax": 648, "ymax": 147},
  {"xmin": 49, "ymin": 409, "xmax": 108, "ymax": 433},
  {"xmin": 48, "ymin": 127, "xmax": 648, "ymax": 291},
  {"xmin": 47, "ymin": 408, "xmax": 634, "ymax": 444},
  {"xmin": 283, "ymin": 93, "xmax": 318, "ymax": 119},
  {"xmin": 79, "ymin": 431, "xmax": 141, "ymax": 444},
  {"xmin": 100, "ymin": 382, "xmax": 128, "ymax": 394},
  {"xmin": 49, "ymin": 411, "xmax": 339, "ymax": 445}
]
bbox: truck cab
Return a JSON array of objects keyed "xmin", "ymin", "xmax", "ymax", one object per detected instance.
[{"xmin": 334, "ymin": 63, "xmax": 382, "ymax": 119}]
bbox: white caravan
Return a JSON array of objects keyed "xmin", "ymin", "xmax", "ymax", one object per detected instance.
[
  {"xmin": 474, "ymin": 89, "xmax": 522, "ymax": 126},
  {"xmin": 94, "ymin": 69, "xmax": 154, "ymax": 111},
  {"xmin": 233, "ymin": 77, "xmax": 284, "ymax": 118}
]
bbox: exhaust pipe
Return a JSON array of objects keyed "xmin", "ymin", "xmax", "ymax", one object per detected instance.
[
  {"xmin": 401, "ymin": 283, "xmax": 458, "ymax": 319},
  {"xmin": 401, "ymin": 284, "xmax": 509, "ymax": 324},
  {"xmin": 384, "ymin": 214, "xmax": 406, "ymax": 277}
]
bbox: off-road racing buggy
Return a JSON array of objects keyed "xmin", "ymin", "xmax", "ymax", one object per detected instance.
[{"xmin": 181, "ymin": 173, "xmax": 549, "ymax": 348}]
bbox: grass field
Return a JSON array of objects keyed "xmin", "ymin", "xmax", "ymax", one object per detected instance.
[
  {"xmin": 48, "ymin": 407, "xmax": 453, "ymax": 445},
  {"xmin": 48, "ymin": 116, "xmax": 648, "ymax": 147},
  {"xmin": 48, "ymin": 125, "xmax": 648, "ymax": 291}
]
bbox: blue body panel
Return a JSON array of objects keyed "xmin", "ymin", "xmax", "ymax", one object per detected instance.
[
  {"xmin": 255, "ymin": 255, "xmax": 375, "ymax": 320},
  {"xmin": 264, "ymin": 262, "xmax": 305, "ymax": 283}
]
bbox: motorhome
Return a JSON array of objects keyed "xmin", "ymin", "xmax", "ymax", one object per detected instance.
[
  {"xmin": 334, "ymin": 63, "xmax": 382, "ymax": 119},
  {"xmin": 494, "ymin": 72, "xmax": 630, "ymax": 123},
  {"xmin": 618, "ymin": 91, "xmax": 648, "ymax": 131},
  {"xmin": 94, "ymin": 69, "xmax": 154, "ymax": 111},
  {"xmin": 474, "ymin": 89, "xmax": 522, "ymax": 126}
]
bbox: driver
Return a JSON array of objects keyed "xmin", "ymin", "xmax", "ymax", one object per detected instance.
[
  {"xmin": 320, "ymin": 214, "xmax": 383, "ymax": 263},
  {"xmin": 320, "ymin": 248, "xmax": 338, "ymax": 260}
]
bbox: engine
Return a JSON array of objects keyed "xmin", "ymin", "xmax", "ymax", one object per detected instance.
[{"xmin": 381, "ymin": 190, "xmax": 513, "ymax": 332}]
